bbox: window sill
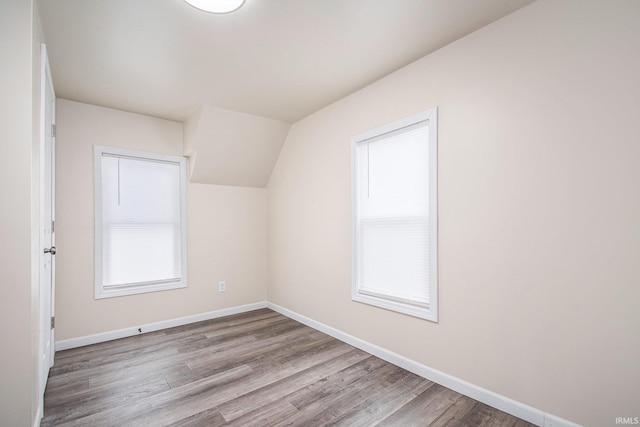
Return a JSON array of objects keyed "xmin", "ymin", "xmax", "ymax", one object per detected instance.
[
  {"xmin": 95, "ymin": 280, "xmax": 187, "ymax": 299},
  {"xmin": 352, "ymin": 292, "xmax": 438, "ymax": 322}
]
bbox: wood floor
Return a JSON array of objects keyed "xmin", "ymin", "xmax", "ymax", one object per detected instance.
[{"xmin": 43, "ymin": 309, "xmax": 536, "ymax": 426}]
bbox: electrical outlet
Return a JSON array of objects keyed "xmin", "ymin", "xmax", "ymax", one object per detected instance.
[{"xmin": 218, "ymin": 281, "xmax": 226, "ymax": 292}]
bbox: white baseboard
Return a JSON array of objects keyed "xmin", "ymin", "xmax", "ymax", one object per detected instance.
[
  {"xmin": 55, "ymin": 301, "xmax": 268, "ymax": 351},
  {"xmin": 267, "ymin": 302, "xmax": 582, "ymax": 427},
  {"xmin": 33, "ymin": 404, "xmax": 42, "ymax": 427},
  {"xmin": 542, "ymin": 413, "xmax": 583, "ymax": 427}
]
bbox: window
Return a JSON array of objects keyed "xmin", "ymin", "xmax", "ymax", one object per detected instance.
[
  {"xmin": 351, "ymin": 108, "xmax": 438, "ymax": 321},
  {"xmin": 94, "ymin": 146, "xmax": 187, "ymax": 299}
]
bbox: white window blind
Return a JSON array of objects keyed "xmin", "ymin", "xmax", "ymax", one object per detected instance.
[
  {"xmin": 95, "ymin": 146, "xmax": 187, "ymax": 298},
  {"xmin": 352, "ymin": 108, "xmax": 438, "ymax": 321}
]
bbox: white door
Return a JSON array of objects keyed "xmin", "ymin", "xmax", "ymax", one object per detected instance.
[{"xmin": 39, "ymin": 44, "xmax": 56, "ymax": 399}]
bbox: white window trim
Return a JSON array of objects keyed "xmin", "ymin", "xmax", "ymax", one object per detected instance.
[
  {"xmin": 351, "ymin": 108, "xmax": 438, "ymax": 322},
  {"xmin": 94, "ymin": 145, "xmax": 188, "ymax": 299}
]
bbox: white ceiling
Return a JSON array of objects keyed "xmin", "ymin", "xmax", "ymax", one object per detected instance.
[{"xmin": 38, "ymin": 0, "xmax": 535, "ymax": 124}]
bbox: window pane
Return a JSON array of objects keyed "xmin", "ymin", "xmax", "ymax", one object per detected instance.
[
  {"xmin": 358, "ymin": 216, "xmax": 429, "ymax": 304},
  {"xmin": 101, "ymin": 155, "xmax": 182, "ymax": 288},
  {"xmin": 103, "ymin": 223, "xmax": 180, "ymax": 286},
  {"xmin": 359, "ymin": 124, "xmax": 429, "ymax": 218}
]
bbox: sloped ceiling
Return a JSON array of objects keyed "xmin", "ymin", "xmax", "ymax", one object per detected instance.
[
  {"xmin": 38, "ymin": 0, "xmax": 536, "ymax": 187},
  {"xmin": 38, "ymin": 0, "xmax": 535, "ymax": 124},
  {"xmin": 184, "ymin": 105, "xmax": 290, "ymax": 187}
]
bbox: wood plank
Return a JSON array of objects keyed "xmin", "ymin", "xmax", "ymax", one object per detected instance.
[
  {"xmin": 371, "ymin": 382, "xmax": 461, "ymax": 426},
  {"xmin": 42, "ymin": 376, "xmax": 170, "ymax": 426},
  {"xmin": 217, "ymin": 348, "xmax": 370, "ymax": 421},
  {"xmin": 224, "ymin": 400, "xmax": 299, "ymax": 427},
  {"xmin": 429, "ymin": 395, "xmax": 481, "ymax": 427},
  {"xmin": 45, "ymin": 364, "xmax": 254, "ymax": 427},
  {"xmin": 456, "ymin": 401, "xmax": 525, "ymax": 427},
  {"xmin": 277, "ymin": 358, "xmax": 414, "ymax": 425},
  {"xmin": 167, "ymin": 407, "xmax": 228, "ymax": 427},
  {"xmin": 329, "ymin": 371, "xmax": 434, "ymax": 427}
]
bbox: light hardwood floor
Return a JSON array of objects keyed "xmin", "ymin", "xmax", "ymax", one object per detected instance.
[{"xmin": 43, "ymin": 309, "xmax": 536, "ymax": 426}]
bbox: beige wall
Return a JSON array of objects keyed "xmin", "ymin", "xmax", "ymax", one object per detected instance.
[
  {"xmin": 0, "ymin": 2, "xmax": 33, "ymax": 424},
  {"xmin": 267, "ymin": 1, "xmax": 640, "ymax": 426},
  {"xmin": 0, "ymin": 0, "xmax": 46, "ymax": 425},
  {"xmin": 55, "ymin": 99, "xmax": 267, "ymax": 340}
]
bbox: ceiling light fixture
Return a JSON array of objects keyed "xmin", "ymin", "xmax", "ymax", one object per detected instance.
[{"xmin": 183, "ymin": 0, "xmax": 245, "ymax": 14}]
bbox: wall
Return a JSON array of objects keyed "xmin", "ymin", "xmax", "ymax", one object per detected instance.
[
  {"xmin": 267, "ymin": 1, "xmax": 640, "ymax": 426},
  {"xmin": 0, "ymin": 1, "xmax": 33, "ymax": 424},
  {"xmin": 0, "ymin": 0, "xmax": 46, "ymax": 425},
  {"xmin": 55, "ymin": 99, "xmax": 267, "ymax": 340}
]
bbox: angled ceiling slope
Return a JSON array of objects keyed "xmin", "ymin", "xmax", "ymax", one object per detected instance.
[
  {"xmin": 39, "ymin": 0, "xmax": 536, "ymax": 188},
  {"xmin": 38, "ymin": 0, "xmax": 536, "ymax": 123},
  {"xmin": 184, "ymin": 106, "xmax": 290, "ymax": 188}
]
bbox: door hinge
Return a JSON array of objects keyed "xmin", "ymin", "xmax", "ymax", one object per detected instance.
[
  {"xmin": 51, "ymin": 316, "xmax": 55, "ymax": 329},
  {"xmin": 52, "ymin": 124, "xmax": 56, "ymax": 138}
]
